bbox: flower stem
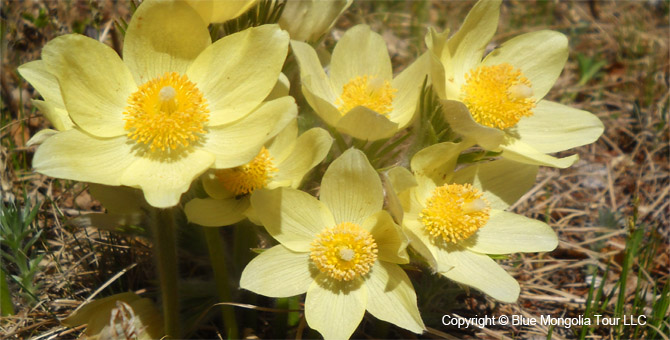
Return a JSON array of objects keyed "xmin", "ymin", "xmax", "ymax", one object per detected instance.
[
  {"xmin": 150, "ymin": 207, "xmax": 180, "ymax": 338},
  {"xmin": 203, "ymin": 227, "xmax": 239, "ymax": 339}
]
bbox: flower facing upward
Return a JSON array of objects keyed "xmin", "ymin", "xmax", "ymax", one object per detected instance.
[
  {"xmin": 291, "ymin": 24, "xmax": 429, "ymax": 141},
  {"xmin": 240, "ymin": 149, "xmax": 424, "ymax": 339},
  {"xmin": 388, "ymin": 142, "xmax": 558, "ymax": 302},
  {"xmin": 427, "ymin": 0, "xmax": 603, "ymax": 168},
  {"xmin": 19, "ymin": 0, "xmax": 296, "ymax": 207},
  {"xmin": 184, "ymin": 121, "xmax": 333, "ymax": 226}
]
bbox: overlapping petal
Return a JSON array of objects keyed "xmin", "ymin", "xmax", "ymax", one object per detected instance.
[{"xmin": 240, "ymin": 245, "xmax": 314, "ymax": 297}]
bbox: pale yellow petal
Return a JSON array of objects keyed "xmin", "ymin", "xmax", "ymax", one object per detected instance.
[
  {"xmin": 321, "ymin": 149, "xmax": 383, "ymax": 225},
  {"xmin": 26, "ymin": 128, "xmax": 57, "ymax": 146},
  {"xmin": 186, "ymin": 0, "xmax": 258, "ymax": 24},
  {"xmin": 240, "ymin": 245, "xmax": 314, "ymax": 297},
  {"xmin": 201, "ymin": 171, "xmax": 235, "ymax": 200},
  {"xmin": 386, "ymin": 166, "xmax": 417, "ymax": 194},
  {"xmin": 33, "ymin": 129, "xmax": 134, "ymax": 186},
  {"xmin": 266, "ymin": 120, "xmax": 299, "ymax": 164},
  {"xmin": 18, "ymin": 60, "xmax": 64, "ymax": 107},
  {"xmin": 265, "ymin": 72, "xmax": 291, "ymax": 101},
  {"xmin": 202, "ymin": 97, "xmax": 297, "ymax": 169},
  {"xmin": 124, "ymin": 0, "xmax": 210, "ymax": 84},
  {"xmin": 500, "ymin": 138, "xmax": 579, "ymax": 168},
  {"xmin": 516, "ymin": 100, "xmax": 604, "ymax": 153},
  {"xmin": 88, "ymin": 184, "xmax": 144, "ymax": 214},
  {"xmin": 464, "ymin": 210, "xmax": 558, "ymax": 254},
  {"xmin": 120, "ymin": 149, "xmax": 215, "ymax": 208},
  {"xmin": 482, "ymin": 30, "xmax": 568, "ymax": 100},
  {"xmin": 330, "ymin": 25, "xmax": 393, "ymax": 92},
  {"xmin": 448, "ymin": 0, "xmax": 502, "ymax": 85},
  {"xmin": 42, "ymin": 34, "xmax": 135, "ymax": 137},
  {"xmin": 188, "ymin": 25, "xmax": 289, "ymax": 126},
  {"xmin": 366, "ymin": 262, "xmax": 425, "ymax": 334},
  {"xmin": 441, "ymin": 100, "xmax": 505, "ymax": 149},
  {"xmin": 453, "ymin": 159, "xmax": 538, "ymax": 210},
  {"xmin": 31, "ymin": 100, "xmax": 73, "ymax": 132},
  {"xmin": 250, "ymin": 188, "xmax": 335, "ymax": 252},
  {"xmin": 184, "ymin": 197, "xmax": 248, "ymax": 227},
  {"xmin": 272, "ymin": 128, "xmax": 332, "ymax": 188},
  {"xmin": 410, "ymin": 142, "xmax": 464, "ymax": 187},
  {"xmin": 336, "ymin": 106, "xmax": 398, "ymax": 141},
  {"xmin": 401, "ymin": 217, "xmax": 446, "ymax": 272},
  {"xmin": 302, "ymin": 79, "xmax": 343, "ymax": 127},
  {"xmin": 305, "ymin": 275, "xmax": 367, "ymax": 340},
  {"xmin": 291, "ymin": 40, "xmax": 337, "ymax": 105},
  {"xmin": 279, "ymin": 0, "xmax": 352, "ymax": 42},
  {"xmin": 363, "ymin": 211, "xmax": 409, "ymax": 264},
  {"xmin": 439, "ymin": 246, "xmax": 520, "ymax": 303},
  {"xmin": 425, "ymin": 27, "xmax": 451, "ymax": 99},
  {"xmin": 390, "ymin": 53, "xmax": 429, "ymax": 128}
]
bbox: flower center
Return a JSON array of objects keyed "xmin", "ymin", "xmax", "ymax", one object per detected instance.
[
  {"xmin": 420, "ymin": 183, "xmax": 490, "ymax": 244},
  {"xmin": 336, "ymin": 75, "xmax": 397, "ymax": 116},
  {"xmin": 310, "ymin": 222, "xmax": 378, "ymax": 281},
  {"xmin": 215, "ymin": 147, "xmax": 278, "ymax": 196},
  {"xmin": 460, "ymin": 63, "xmax": 535, "ymax": 130},
  {"xmin": 124, "ymin": 72, "xmax": 209, "ymax": 152}
]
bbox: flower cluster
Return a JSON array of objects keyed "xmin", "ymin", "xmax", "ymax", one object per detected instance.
[{"xmin": 19, "ymin": 0, "xmax": 603, "ymax": 339}]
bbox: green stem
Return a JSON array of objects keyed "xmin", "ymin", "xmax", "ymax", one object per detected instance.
[
  {"xmin": 150, "ymin": 208, "xmax": 180, "ymax": 338},
  {"xmin": 203, "ymin": 227, "xmax": 239, "ymax": 339}
]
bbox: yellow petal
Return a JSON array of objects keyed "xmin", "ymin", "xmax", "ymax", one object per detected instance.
[
  {"xmin": 201, "ymin": 171, "xmax": 235, "ymax": 200},
  {"xmin": 438, "ymin": 246, "xmax": 520, "ymax": 303},
  {"xmin": 305, "ymin": 275, "xmax": 367, "ymax": 340},
  {"xmin": 279, "ymin": 0, "xmax": 352, "ymax": 42},
  {"xmin": 32, "ymin": 129, "xmax": 134, "ymax": 186},
  {"xmin": 42, "ymin": 34, "xmax": 135, "ymax": 137},
  {"xmin": 291, "ymin": 40, "xmax": 337, "ymax": 103},
  {"xmin": 26, "ymin": 128, "xmax": 57, "ymax": 146},
  {"xmin": 482, "ymin": 30, "xmax": 568, "ymax": 100},
  {"xmin": 187, "ymin": 25, "xmax": 289, "ymax": 126},
  {"xmin": 265, "ymin": 72, "xmax": 291, "ymax": 101},
  {"xmin": 250, "ymin": 188, "xmax": 335, "ymax": 252},
  {"xmin": 120, "ymin": 149, "xmax": 215, "ymax": 208},
  {"xmin": 123, "ymin": 0, "xmax": 210, "ymax": 84},
  {"xmin": 402, "ymin": 217, "xmax": 449, "ymax": 272},
  {"xmin": 240, "ymin": 245, "xmax": 315, "ymax": 297},
  {"xmin": 18, "ymin": 60, "xmax": 64, "ymax": 107},
  {"xmin": 336, "ymin": 106, "xmax": 399, "ymax": 141},
  {"xmin": 390, "ymin": 53, "xmax": 430, "ymax": 129},
  {"xmin": 31, "ymin": 100, "xmax": 74, "ymax": 132},
  {"xmin": 186, "ymin": 0, "xmax": 258, "ymax": 24},
  {"xmin": 452, "ymin": 159, "xmax": 538, "ymax": 210},
  {"xmin": 184, "ymin": 197, "xmax": 248, "ymax": 227},
  {"xmin": 464, "ymin": 210, "xmax": 558, "ymax": 254},
  {"xmin": 88, "ymin": 184, "xmax": 144, "ymax": 214},
  {"xmin": 202, "ymin": 97, "xmax": 297, "ymax": 169},
  {"xmin": 272, "ymin": 128, "xmax": 332, "ymax": 188},
  {"xmin": 330, "ymin": 25, "xmax": 393, "ymax": 92},
  {"xmin": 425, "ymin": 27, "xmax": 452, "ymax": 99},
  {"xmin": 441, "ymin": 100, "xmax": 505, "ymax": 149},
  {"xmin": 500, "ymin": 138, "xmax": 579, "ymax": 168},
  {"xmin": 320, "ymin": 149, "xmax": 383, "ymax": 225},
  {"xmin": 448, "ymin": 0, "xmax": 502, "ymax": 86},
  {"xmin": 302, "ymin": 78, "xmax": 343, "ymax": 127},
  {"xmin": 363, "ymin": 211, "xmax": 409, "ymax": 264},
  {"xmin": 516, "ymin": 100, "xmax": 604, "ymax": 153},
  {"xmin": 266, "ymin": 119, "xmax": 299, "ymax": 164},
  {"xmin": 386, "ymin": 166, "xmax": 417, "ymax": 194},
  {"xmin": 410, "ymin": 142, "xmax": 463, "ymax": 185},
  {"xmin": 366, "ymin": 262, "xmax": 425, "ymax": 334}
]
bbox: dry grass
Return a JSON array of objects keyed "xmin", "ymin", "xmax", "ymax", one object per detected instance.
[{"xmin": 1, "ymin": 0, "xmax": 668, "ymax": 339}]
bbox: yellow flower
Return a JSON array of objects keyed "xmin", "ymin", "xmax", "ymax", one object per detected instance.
[
  {"xmin": 185, "ymin": 0, "xmax": 258, "ymax": 24},
  {"xmin": 240, "ymin": 149, "xmax": 424, "ymax": 339},
  {"xmin": 388, "ymin": 142, "xmax": 558, "ymax": 302},
  {"xmin": 292, "ymin": 24, "xmax": 429, "ymax": 141},
  {"xmin": 428, "ymin": 0, "xmax": 603, "ymax": 168},
  {"xmin": 62, "ymin": 292, "xmax": 163, "ymax": 340},
  {"xmin": 184, "ymin": 120, "xmax": 333, "ymax": 226},
  {"xmin": 279, "ymin": 0, "xmax": 353, "ymax": 42},
  {"xmin": 18, "ymin": 1, "xmax": 296, "ymax": 208}
]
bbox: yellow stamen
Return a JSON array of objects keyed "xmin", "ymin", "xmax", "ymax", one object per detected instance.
[
  {"xmin": 336, "ymin": 75, "xmax": 397, "ymax": 116},
  {"xmin": 215, "ymin": 147, "xmax": 278, "ymax": 196},
  {"xmin": 420, "ymin": 183, "xmax": 490, "ymax": 244},
  {"xmin": 124, "ymin": 72, "xmax": 209, "ymax": 151},
  {"xmin": 461, "ymin": 63, "xmax": 535, "ymax": 130},
  {"xmin": 310, "ymin": 222, "xmax": 378, "ymax": 281}
]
